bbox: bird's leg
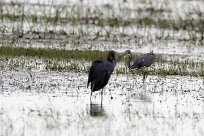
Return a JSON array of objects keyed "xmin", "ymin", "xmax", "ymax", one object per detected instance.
[
  {"xmin": 90, "ymin": 91, "xmax": 93, "ymax": 103},
  {"xmin": 100, "ymin": 102, "xmax": 104, "ymax": 116},
  {"xmin": 101, "ymin": 89, "xmax": 103, "ymax": 105},
  {"xmin": 142, "ymin": 68, "xmax": 150, "ymax": 84},
  {"xmin": 90, "ymin": 84, "xmax": 94, "ymax": 103},
  {"xmin": 143, "ymin": 73, "xmax": 145, "ymax": 84},
  {"xmin": 100, "ymin": 98, "xmax": 103, "ymax": 112},
  {"xmin": 141, "ymin": 69, "xmax": 146, "ymax": 84},
  {"xmin": 141, "ymin": 69, "xmax": 148, "ymax": 98}
]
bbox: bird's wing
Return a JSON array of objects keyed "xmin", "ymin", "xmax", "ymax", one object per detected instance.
[
  {"xmin": 132, "ymin": 56, "xmax": 144, "ymax": 69},
  {"xmin": 87, "ymin": 60, "xmax": 102, "ymax": 87},
  {"xmin": 134, "ymin": 53, "xmax": 155, "ymax": 68},
  {"xmin": 142, "ymin": 53, "xmax": 155, "ymax": 67},
  {"xmin": 87, "ymin": 60, "xmax": 114, "ymax": 87}
]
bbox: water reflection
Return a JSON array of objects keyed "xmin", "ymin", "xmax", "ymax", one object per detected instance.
[{"xmin": 89, "ymin": 103, "xmax": 105, "ymax": 117}]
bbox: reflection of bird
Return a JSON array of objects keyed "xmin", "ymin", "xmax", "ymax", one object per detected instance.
[
  {"xmin": 90, "ymin": 103, "xmax": 104, "ymax": 117},
  {"xmin": 87, "ymin": 50, "xmax": 116, "ymax": 103},
  {"xmin": 122, "ymin": 50, "xmax": 155, "ymax": 82}
]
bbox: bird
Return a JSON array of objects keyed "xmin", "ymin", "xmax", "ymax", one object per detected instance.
[
  {"xmin": 87, "ymin": 50, "xmax": 116, "ymax": 103},
  {"xmin": 122, "ymin": 50, "xmax": 155, "ymax": 83}
]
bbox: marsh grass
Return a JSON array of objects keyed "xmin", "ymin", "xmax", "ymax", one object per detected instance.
[
  {"xmin": 0, "ymin": 1, "xmax": 204, "ymax": 76},
  {"xmin": 0, "ymin": 46, "xmax": 108, "ymax": 61},
  {"xmin": 1, "ymin": 46, "xmax": 204, "ymax": 77},
  {"xmin": 0, "ymin": 1, "xmax": 204, "ymax": 41},
  {"xmin": 1, "ymin": 10, "xmax": 204, "ymax": 31},
  {"xmin": 0, "ymin": 46, "xmax": 184, "ymax": 64}
]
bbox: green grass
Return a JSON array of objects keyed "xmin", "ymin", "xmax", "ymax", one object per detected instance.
[
  {"xmin": 0, "ymin": 46, "xmax": 174, "ymax": 64},
  {"xmin": 0, "ymin": 46, "xmax": 109, "ymax": 61},
  {"xmin": 1, "ymin": 46, "xmax": 204, "ymax": 77}
]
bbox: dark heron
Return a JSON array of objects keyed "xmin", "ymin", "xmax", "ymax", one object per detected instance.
[
  {"xmin": 121, "ymin": 50, "xmax": 155, "ymax": 82},
  {"xmin": 87, "ymin": 50, "xmax": 116, "ymax": 103}
]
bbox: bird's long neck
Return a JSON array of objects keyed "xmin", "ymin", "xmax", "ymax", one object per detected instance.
[
  {"xmin": 107, "ymin": 56, "xmax": 116, "ymax": 66},
  {"xmin": 127, "ymin": 55, "xmax": 134, "ymax": 69}
]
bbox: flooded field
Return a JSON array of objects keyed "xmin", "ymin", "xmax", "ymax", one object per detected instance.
[
  {"xmin": 0, "ymin": 0, "xmax": 204, "ymax": 135},
  {"xmin": 1, "ymin": 70, "xmax": 204, "ymax": 136}
]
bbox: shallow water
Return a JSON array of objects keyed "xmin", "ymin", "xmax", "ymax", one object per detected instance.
[
  {"xmin": 0, "ymin": 0, "xmax": 204, "ymax": 135},
  {"xmin": 0, "ymin": 70, "xmax": 204, "ymax": 136}
]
